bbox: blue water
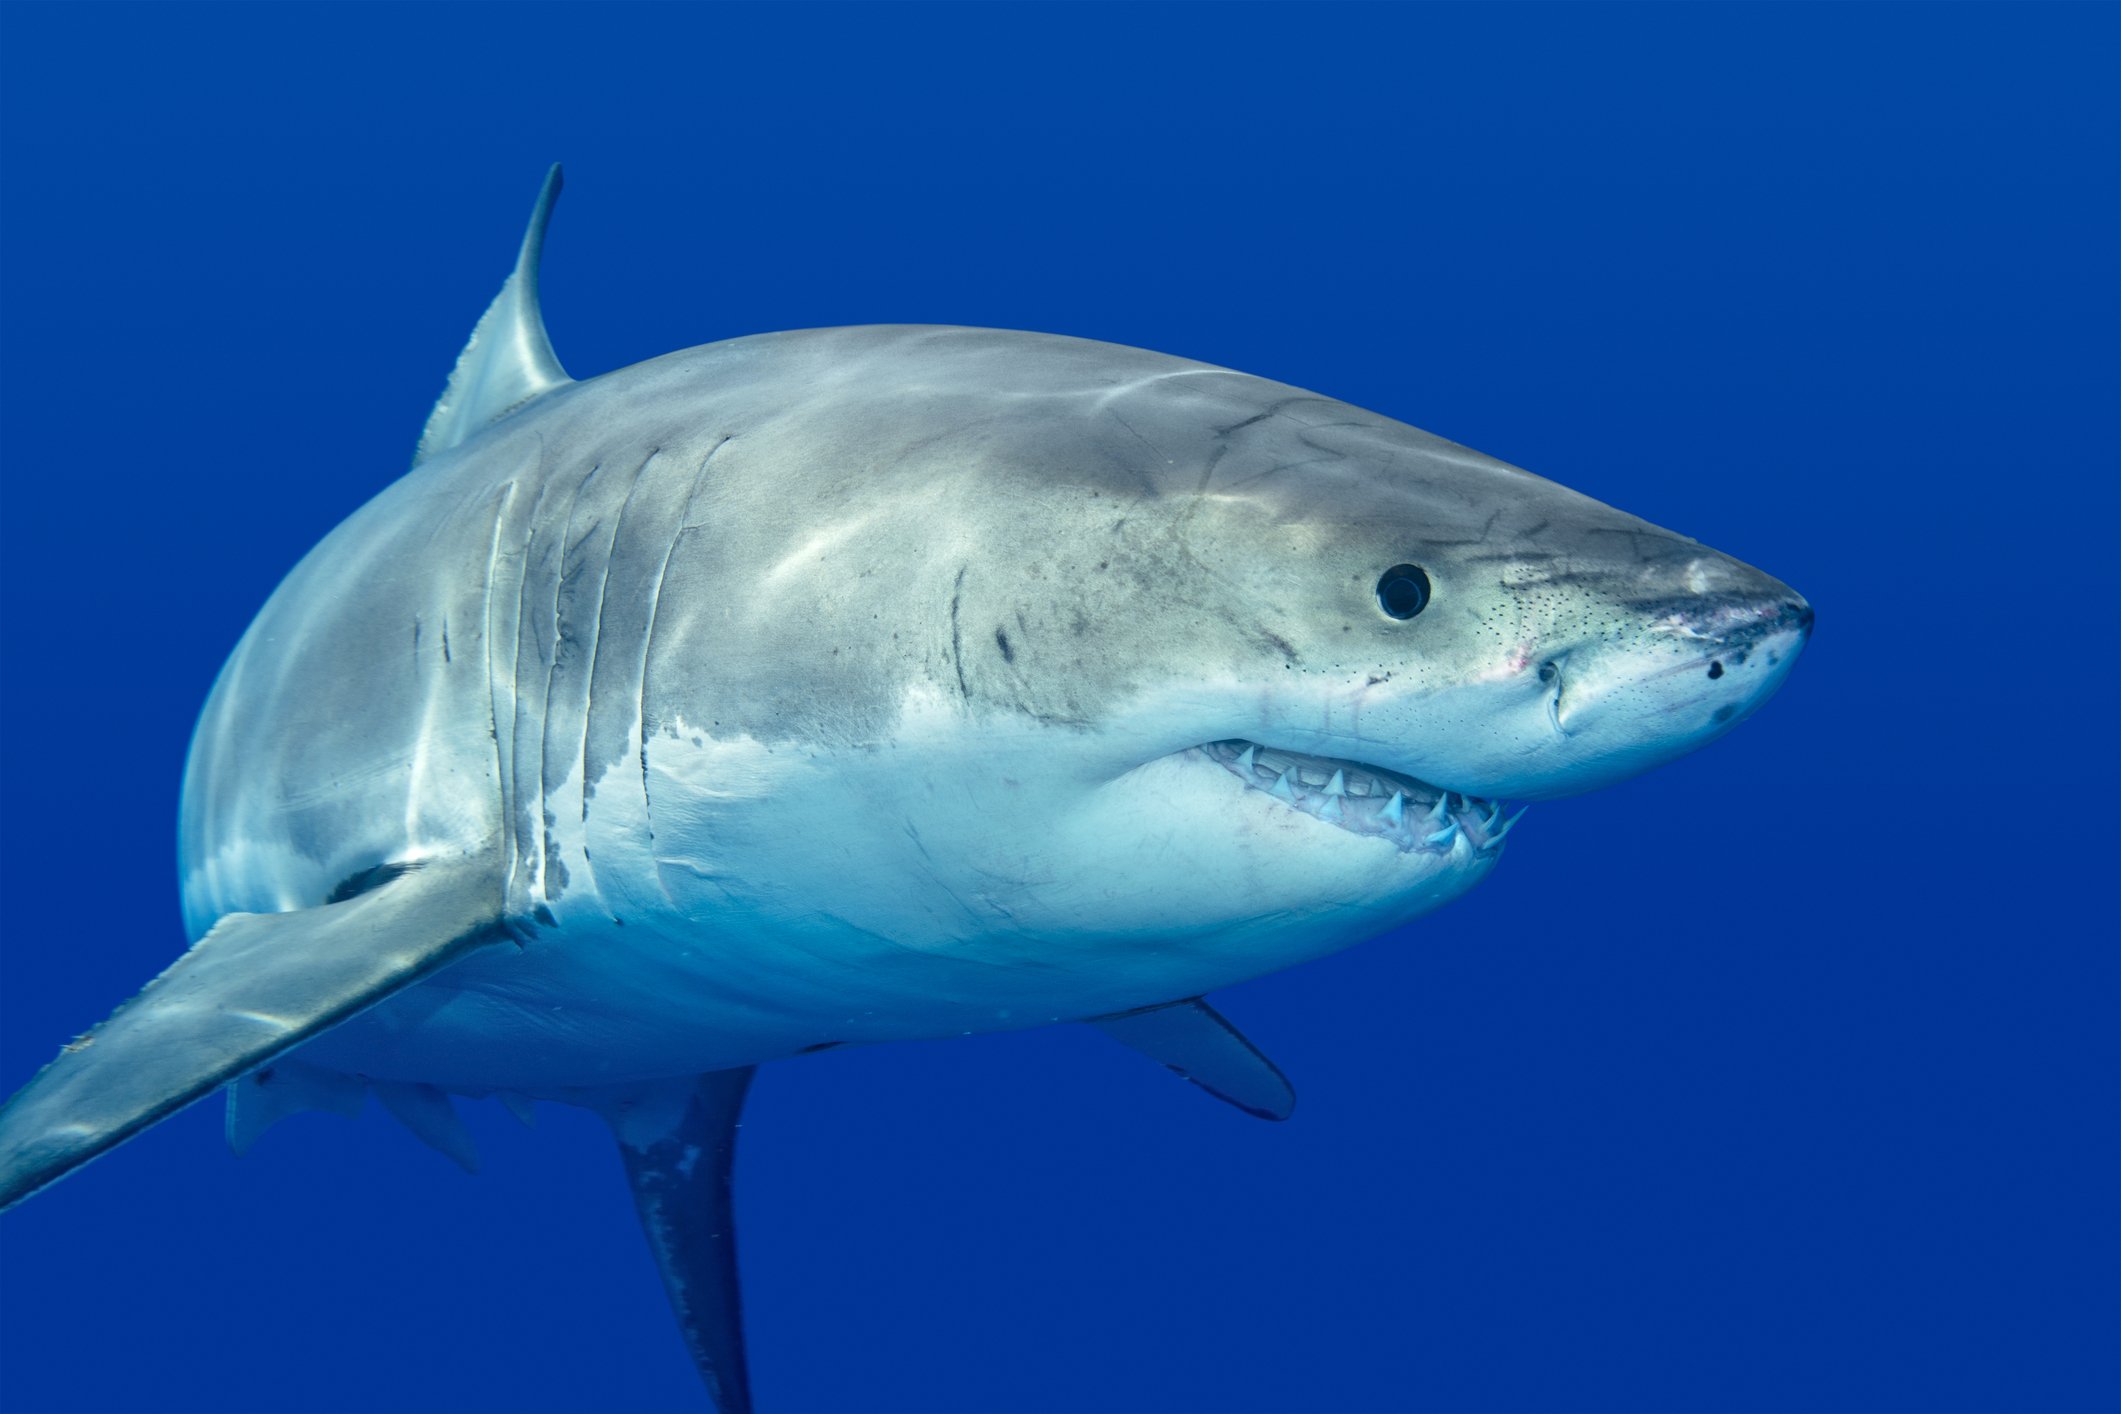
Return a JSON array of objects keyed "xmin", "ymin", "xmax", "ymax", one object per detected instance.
[{"xmin": 2, "ymin": 5, "xmax": 2115, "ymax": 1412}]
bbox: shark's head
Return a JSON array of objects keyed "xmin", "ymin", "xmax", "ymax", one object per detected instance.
[
  {"xmin": 1105, "ymin": 400, "xmax": 1817, "ymax": 807},
  {"xmin": 635, "ymin": 329, "xmax": 1812, "ymax": 1017}
]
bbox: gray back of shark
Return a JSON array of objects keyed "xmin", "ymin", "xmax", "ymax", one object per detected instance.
[{"xmin": 0, "ymin": 168, "xmax": 1811, "ymax": 1413}]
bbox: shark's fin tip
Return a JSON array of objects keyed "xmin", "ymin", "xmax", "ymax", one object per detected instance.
[
  {"xmin": 1091, "ymin": 997, "xmax": 1296, "ymax": 1122},
  {"xmin": 600, "ymin": 1069, "xmax": 757, "ymax": 1414},
  {"xmin": 413, "ymin": 166, "xmax": 575, "ymax": 468},
  {"xmin": 375, "ymin": 1081, "xmax": 480, "ymax": 1173},
  {"xmin": 0, "ymin": 854, "xmax": 503, "ymax": 1210},
  {"xmin": 225, "ymin": 1060, "xmax": 366, "ymax": 1156}
]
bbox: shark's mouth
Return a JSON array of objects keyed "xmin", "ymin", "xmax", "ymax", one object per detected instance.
[{"xmin": 1196, "ymin": 740, "xmax": 1523, "ymax": 855}]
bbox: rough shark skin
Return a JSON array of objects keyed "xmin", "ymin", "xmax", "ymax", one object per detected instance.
[
  {"xmin": 190, "ymin": 322, "xmax": 1809, "ymax": 1089},
  {"xmin": 0, "ymin": 170, "xmax": 1811, "ymax": 1411}
]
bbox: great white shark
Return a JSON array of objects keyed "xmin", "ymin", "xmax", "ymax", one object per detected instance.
[{"xmin": 0, "ymin": 168, "xmax": 1811, "ymax": 1411}]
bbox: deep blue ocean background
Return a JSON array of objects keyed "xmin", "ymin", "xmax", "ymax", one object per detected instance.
[{"xmin": 2, "ymin": 5, "xmax": 2115, "ymax": 1412}]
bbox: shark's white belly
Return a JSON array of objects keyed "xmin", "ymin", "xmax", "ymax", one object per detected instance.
[{"xmin": 293, "ymin": 705, "xmax": 1494, "ymax": 1092}]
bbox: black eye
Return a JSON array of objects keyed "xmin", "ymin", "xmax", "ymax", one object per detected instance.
[{"xmin": 1376, "ymin": 564, "xmax": 1432, "ymax": 619}]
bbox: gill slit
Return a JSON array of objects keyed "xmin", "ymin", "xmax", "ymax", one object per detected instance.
[
  {"xmin": 576, "ymin": 446, "xmax": 661, "ymax": 839},
  {"xmin": 637, "ymin": 437, "xmax": 733, "ymax": 905},
  {"xmin": 530, "ymin": 458, "xmax": 604, "ymax": 904},
  {"xmin": 506, "ymin": 456, "xmax": 559, "ymax": 909},
  {"xmin": 478, "ymin": 479, "xmax": 522, "ymax": 898}
]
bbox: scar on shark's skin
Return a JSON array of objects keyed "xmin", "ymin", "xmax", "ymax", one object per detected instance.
[
  {"xmin": 0, "ymin": 165, "xmax": 1812, "ymax": 1414},
  {"xmin": 949, "ymin": 565, "xmax": 969, "ymax": 699}
]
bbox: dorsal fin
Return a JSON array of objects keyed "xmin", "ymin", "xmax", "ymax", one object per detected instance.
[{"xmin": 414, "ymin": 164, "xmax": 573, "ymax": 466}]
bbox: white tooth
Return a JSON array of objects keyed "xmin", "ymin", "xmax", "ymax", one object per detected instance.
[
  {"xmin": 1424, "ymin": 819, "xmax": 1459, "ymax": 847},
  {"xmin": 1484, "ymin": 801, "xmax": 1504, "ymax": 830},
  {"xmin": 1325, "ymin": 769, "xmax": 1346, "ymax": 797},
  {"xmin": 1235, "ymin": 745, "xmax": 1257, "ymax": 774},
  {"xmin": 1380, "ymin": 792, "xmax": 1405, "ymax": 826},
  {"xmin": 1481, "ymin": 807, "xmax": 1528, "ymax": 851},
  {"xmin": 1426, "ymin": 793, "xmax": 1450, "ymax": 824},
  {"xmin": 1270, "ymin": 769, "xmax": 1298, "ymax": 802},
  {"xmin": 1318, "ymin": 795, "xmax": 1343, "ymax": 822}
]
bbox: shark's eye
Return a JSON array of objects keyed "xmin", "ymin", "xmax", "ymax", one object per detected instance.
[{"xmin": 1376, "ymin": 564, "xmax": 1432, "ymax": 619}]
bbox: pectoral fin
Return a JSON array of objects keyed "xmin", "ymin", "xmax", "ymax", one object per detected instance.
[
  {"xmin": 1091, "ymin": 998, "xmax": 1296, "ymax": 1121},
  {"xmin": 0, "ymin": 852, "xmax": 506, "ymax": 1210},
  {"xmin": 598, "ymin": 1069, "xmax": 757, "ymax": 1414}
]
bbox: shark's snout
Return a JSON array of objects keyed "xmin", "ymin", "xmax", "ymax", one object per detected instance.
[
  {"xmin": 1667, "ymin": 590, "xmax": 1814, "ymax": 653},
  {"xmin": 1524, "ymin": 574, "xmax": 1811, "ymax": 798}
]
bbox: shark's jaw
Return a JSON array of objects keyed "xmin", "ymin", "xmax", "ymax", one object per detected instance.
[{"xmin": 1190, "ymin": 739, "xmax": 1521, "ymax": 856}]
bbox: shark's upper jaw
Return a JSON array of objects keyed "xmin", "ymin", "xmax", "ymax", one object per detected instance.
[{"xmin": 1193, "ymin": 739, "xmax": 1522, "ymax": 856}]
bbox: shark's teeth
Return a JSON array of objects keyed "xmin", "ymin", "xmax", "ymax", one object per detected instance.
[
  {"xmin": 1480, "ymin": 807, "xmax": 1528, "ymax": 851},
  {"xmin": 1199, "ymin": 740, "xmax": 1517, "ymax": 860}
]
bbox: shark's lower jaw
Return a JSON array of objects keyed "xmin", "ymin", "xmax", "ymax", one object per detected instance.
[{"xmin": 1198, "ymin": 739, "xmax": 1524, "ymax": 855}]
